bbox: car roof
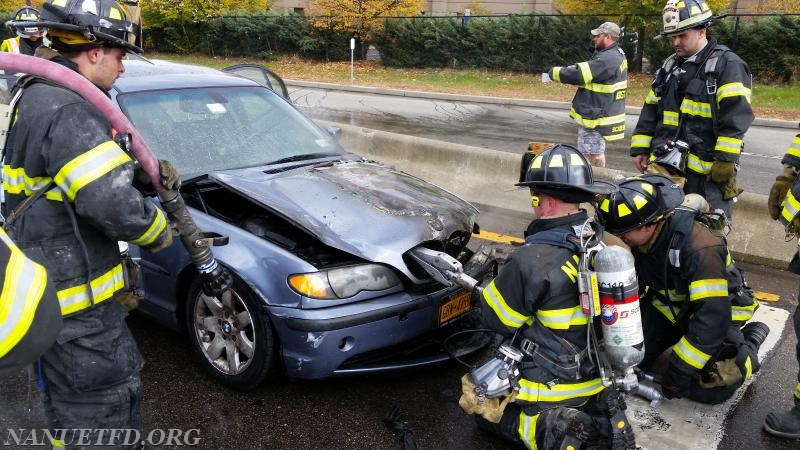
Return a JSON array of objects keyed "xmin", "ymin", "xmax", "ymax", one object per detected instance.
[{"xmin": 114, "ymin": 59, "xmax": 261, "ymax": 94}]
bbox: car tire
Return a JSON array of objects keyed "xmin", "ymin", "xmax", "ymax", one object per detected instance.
[{"xmin": 184, "ymin": 274, "xmax": 278, "ymax": 391}]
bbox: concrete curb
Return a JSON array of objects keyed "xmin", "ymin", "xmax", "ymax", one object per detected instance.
[
  {"xmin": 288, "ymin": 79, "xmax": 799, "ymax": 130},
  {"xmin": 320, "ymin": 119, "xmax": 795, "ymax": 269}
]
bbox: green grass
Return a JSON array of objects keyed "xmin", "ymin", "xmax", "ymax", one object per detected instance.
[{"xmin": 147, "ymin": 52, "xmax": 799, "ymax": 121}]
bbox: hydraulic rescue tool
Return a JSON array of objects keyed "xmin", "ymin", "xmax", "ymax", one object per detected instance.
[{"xmin": 0, "ymin": 52, "xmax": 233, "ymax": 298}]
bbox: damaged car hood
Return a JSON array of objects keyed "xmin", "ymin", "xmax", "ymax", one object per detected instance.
[{"xmin": 209, "ymin": 159, "xmax": 479, "ymax": 279}]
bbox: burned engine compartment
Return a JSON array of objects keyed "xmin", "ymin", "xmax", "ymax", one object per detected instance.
[{"xmin": 182, "ymin": 179, "xmax": 361, "ymax": 269}]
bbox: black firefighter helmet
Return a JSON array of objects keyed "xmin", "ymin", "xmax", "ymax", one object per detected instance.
[
  {"xmin": 516, "ymin": 144, "xmax": 612, "ymax": 203},
  {"xmin": 9, "ymin": 0, "xmax": 142, "ymax": 54},
  {"xmin": 595, "ymin": 173, "xmax": 685, "ymax": 234}
]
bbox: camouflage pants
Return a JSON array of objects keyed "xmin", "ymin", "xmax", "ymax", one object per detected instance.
[
  {"xmin": 39, "ymin": 300, "xmax": 143, "ymax": 449},
  {"xmin": 577, "ymin": 127, "xmax": 606, "ymax": 155}
]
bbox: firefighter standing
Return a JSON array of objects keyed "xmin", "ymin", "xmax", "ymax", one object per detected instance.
[
  {"xmin": 545, "ymin": 22, "xmax": 627, "ymax": 168},
  {"xmin": 630, "ymin": 0, "xmax": 754, "ymax": 221},
  {"xmin": 3, "ymin": 1, "xmax": 176, "ymax": 447},
  {"xmin": 465, "ymin": 144, "xmax": 619, "ymax": 449},
  {"xmin": 763, "ymin": 132, "xmax": 800, "ymax": 438},
  {"xmin": 1, "ymin": 6, "xmax": 46, "ymax": 56},
  {"xmin": 595, "ymin": 174, "xmax": 768, "ymax": 403}
]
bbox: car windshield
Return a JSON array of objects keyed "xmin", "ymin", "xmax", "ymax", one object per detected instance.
[{"xmin": 118, "ymin": 86, "xmax": 344, "ymax": 177}]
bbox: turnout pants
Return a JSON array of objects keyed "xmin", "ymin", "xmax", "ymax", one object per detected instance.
[
  {"xmin": 39, "ymin": 300, "xmax": 143, "ymax": 449},
  {"xmin": 684, "ymin": 171, "xmax": 733, "ymax": 221},
  {"xmin": 639, "ymin": 299, "xmax": 758, "ymax": 405}
]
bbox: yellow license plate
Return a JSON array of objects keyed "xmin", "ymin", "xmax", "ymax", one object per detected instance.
[{"xmin": 438, "ymin": 290, "xmax": 472, "ymax": 326}]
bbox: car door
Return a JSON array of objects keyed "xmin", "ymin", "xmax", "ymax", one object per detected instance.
[{"xmin": 222, "ymin": 64, "xmax": 289, "ymax": 101}]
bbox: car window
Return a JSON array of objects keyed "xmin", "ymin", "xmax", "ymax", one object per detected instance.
[{"xmin": 117, "ymin": 86, "xmax": 343, "ymax": 176}]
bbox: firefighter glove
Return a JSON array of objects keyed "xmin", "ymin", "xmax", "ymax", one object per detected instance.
[
  {"xmin": 768, "ymin": 166, "xmax": 798, "ymax": 220},
  {"xmin": 134, "ymin": 159, "xmax": 182, "ymax": 194},
  {"xmin": 458, "ymin": 374, "xmax": 516, "ymax": 423},
  {"xmin": 660, "ymin": 365, "xmax": 692, "ymax": 400},
  {"xmin": 710, "ymin": 160, "xmax": 743, "ymax": 200}
]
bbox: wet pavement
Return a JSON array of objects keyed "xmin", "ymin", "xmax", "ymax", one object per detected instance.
[{"xmin": 1, "ymin": 204, "xmax": 799, "ymax": 449}]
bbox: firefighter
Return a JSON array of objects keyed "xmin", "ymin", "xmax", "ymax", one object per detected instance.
[
  {"xmin": 3, "ymin": 1, "xmax": 175, "ymax": 447},
  {"xmin": 630, "ymin": 0, "xmax": 754, "ymax": 221},
  {"xmin": 1, "ymin": 6, "xmax": 46, "ymax": 55},
  {"xmin": 466, "ymin": 144, "xmax": 620, "ymax": 449},
  {"xmin": 544, "ymin": 21, "xmax": 627, "ymax": 168},
  {"xmin": 0, "ymin": 227, "xmax": 61, "ymax": 375},
  {"xmin": 595, "ymin": 174, "xmax": 769, "ymax": 404},
  {"xmin": 763, "ymin": 132, "xmax": 800, "ymax": 439}
]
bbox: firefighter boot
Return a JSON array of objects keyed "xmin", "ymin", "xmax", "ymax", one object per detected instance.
[
  {"xmin": 763, "ymin": 403, "xmax": 800, "ymax": 439},
  {"xmin": 536, "ymin": 407, "xmax": 596, "ymax": 450},
  {"xmin": 742, "ymin": 322, "xmax": 770, "ymax": 352}
]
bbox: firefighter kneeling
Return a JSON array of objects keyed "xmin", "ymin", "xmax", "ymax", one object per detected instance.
[
  {"xmin": 460, "ymin": 144, "xmax": 633, "ymax": 449},
  {"xmin": 595, "ymin": 174, "xmax": 768, "ymax": 404}
]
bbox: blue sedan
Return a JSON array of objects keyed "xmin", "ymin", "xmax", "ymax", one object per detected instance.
[{"xmin": 112, "ymin": 60, "xmax": 495, "ymax": 390}]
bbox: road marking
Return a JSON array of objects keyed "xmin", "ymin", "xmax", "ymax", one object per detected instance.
[
  {"xmin": 475, "ymin": 230, "xmax": 524, "ymax": 245},
  {"xmin": 754, "ymin": 291, "xmax": 780, "ymax": 302}
]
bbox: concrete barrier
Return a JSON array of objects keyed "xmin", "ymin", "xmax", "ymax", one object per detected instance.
[{"xmin": 321, "ymin": 120, "xmax": 795, "ymax": 269}]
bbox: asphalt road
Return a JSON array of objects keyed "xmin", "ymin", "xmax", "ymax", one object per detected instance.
[
  {"xmin": 1, "ymin": 203, "xmax": 798, "ymax": 450},
  {"xmin": 289, "ymin": 85, "xmax": 798, "ymax": 197}
]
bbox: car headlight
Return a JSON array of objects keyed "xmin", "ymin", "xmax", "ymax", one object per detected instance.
[{"xmin": 288, "ymin": 264, "xmax": 402, "ymax": 300}]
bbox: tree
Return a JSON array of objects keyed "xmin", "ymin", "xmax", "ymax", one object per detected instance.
[
  {"xmin": 309, "ymin": 0, "xmax": 423, "ymax": 47},
  {"xmin": 554, "ymin": 0, "xmax": 730, "ymax": 71},
  {"xmin": 142, "ymin": 0, "xmax": 269, "ymax": 28}
]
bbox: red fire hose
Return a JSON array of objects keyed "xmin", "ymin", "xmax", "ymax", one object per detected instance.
[{"xmin": 0, "ymin": 52, "xmax": 163, "ymax": 190}]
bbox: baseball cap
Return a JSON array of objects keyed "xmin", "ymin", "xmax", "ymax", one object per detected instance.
[{"xmin": 591, "ymin": 22, "xmax": 621, "ymax": 38}]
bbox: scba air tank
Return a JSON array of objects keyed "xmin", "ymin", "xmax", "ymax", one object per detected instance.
[{"xmin": 594, "ymin": 245, "xmax": 645, "ymax": 370}]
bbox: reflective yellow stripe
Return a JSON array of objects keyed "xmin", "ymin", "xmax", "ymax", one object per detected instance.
[
  {"xmin": 680, "ymin": 99, "xmax": 712, "ymax": 118},
  {"xmin": 716, "ymin": 82, "xmax": 751, "ymax": 105},
  {"xmin": 517, "ymin": 378, "xmax": 605, "ymax": 403},
  {"xmin": 663, "ymin": 110, "xmax": 679, "ymax": 126},
  {"xmin": 689, "ymin": 278, "xmax": 727, "ymax": 300},
  {"xmin": 536, "ymin": 305, "xmax": 589, "ymax": 330},
  {"xmin": 56, "ymin": 264, "xmax": 125, "ymax": 316},
  {"xmin": 482, "ymin": 280, "xmax": 527, "ymax": 328},
  {"xmin": 715, "ymin": 136, "xmax": 743, "ymax": 155},
  {"xmin": 744, "ymin": 355, "xmax": 753, "ymax": 379},
  {"xmin": 0, "ymin": 229, "xmax": 48, "ymax": 358},
  {"xmin": 54, "ymin": 141, "xmax": 132, "ymax": 201},
  {"xmin": 2, "ymin": 165, "xmax": 65, "ymax": 202},
  {"xmin": 686, "ymin": 154, "xmax": 713, "ymax": 174},
  {"xmin": 552, "ymin": 67, "xmax": 562, "ymax": 83},
  {"xmin": 732, "ymin": 301, "xmax": 758, "ymax": 322},
  {"xmin": 785, "ymin": 135, "xmax": 800, "ymax": 159},
  {"xmin": 577, "ymin": 61, "xmax": 591, "ymax": 85},
  {"xmin": 568, "ymin": 108, "xmax": 626, "ymax": 129},
  {"xmin": 631, "ymin": 134, "xmax": 652, "ymax": 149},
  {"xmin": 129, "ymin": 208, "xmax": 167, "ymax": 246},
  {"xmin": 584, "ymin": 80, "xmax": 628, "ymax": 94},
  {"xmin": 793, "ymin": 381, "xmax": 800, "ymax": 400},
  {"xmin": 673, "ymin": 336, "xmax": 711, "ymax": 369},
  {"xmin": 781, "ymin": 190, "xmax": 800, "ymax": 225},
  {"xmin": 652, "ymin": 298, "xmax": 677, "ymax": 323},
  {"xmin": 518, "ymin": 411, "xmax": 539, "ymax": 450},
  {"xmin": 645, "ymin": 89, "xmax": 660, "ymax": 105},
  {"xmin": 605, "ymin": 132, "xmax": 625, "ymax": 141}
]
